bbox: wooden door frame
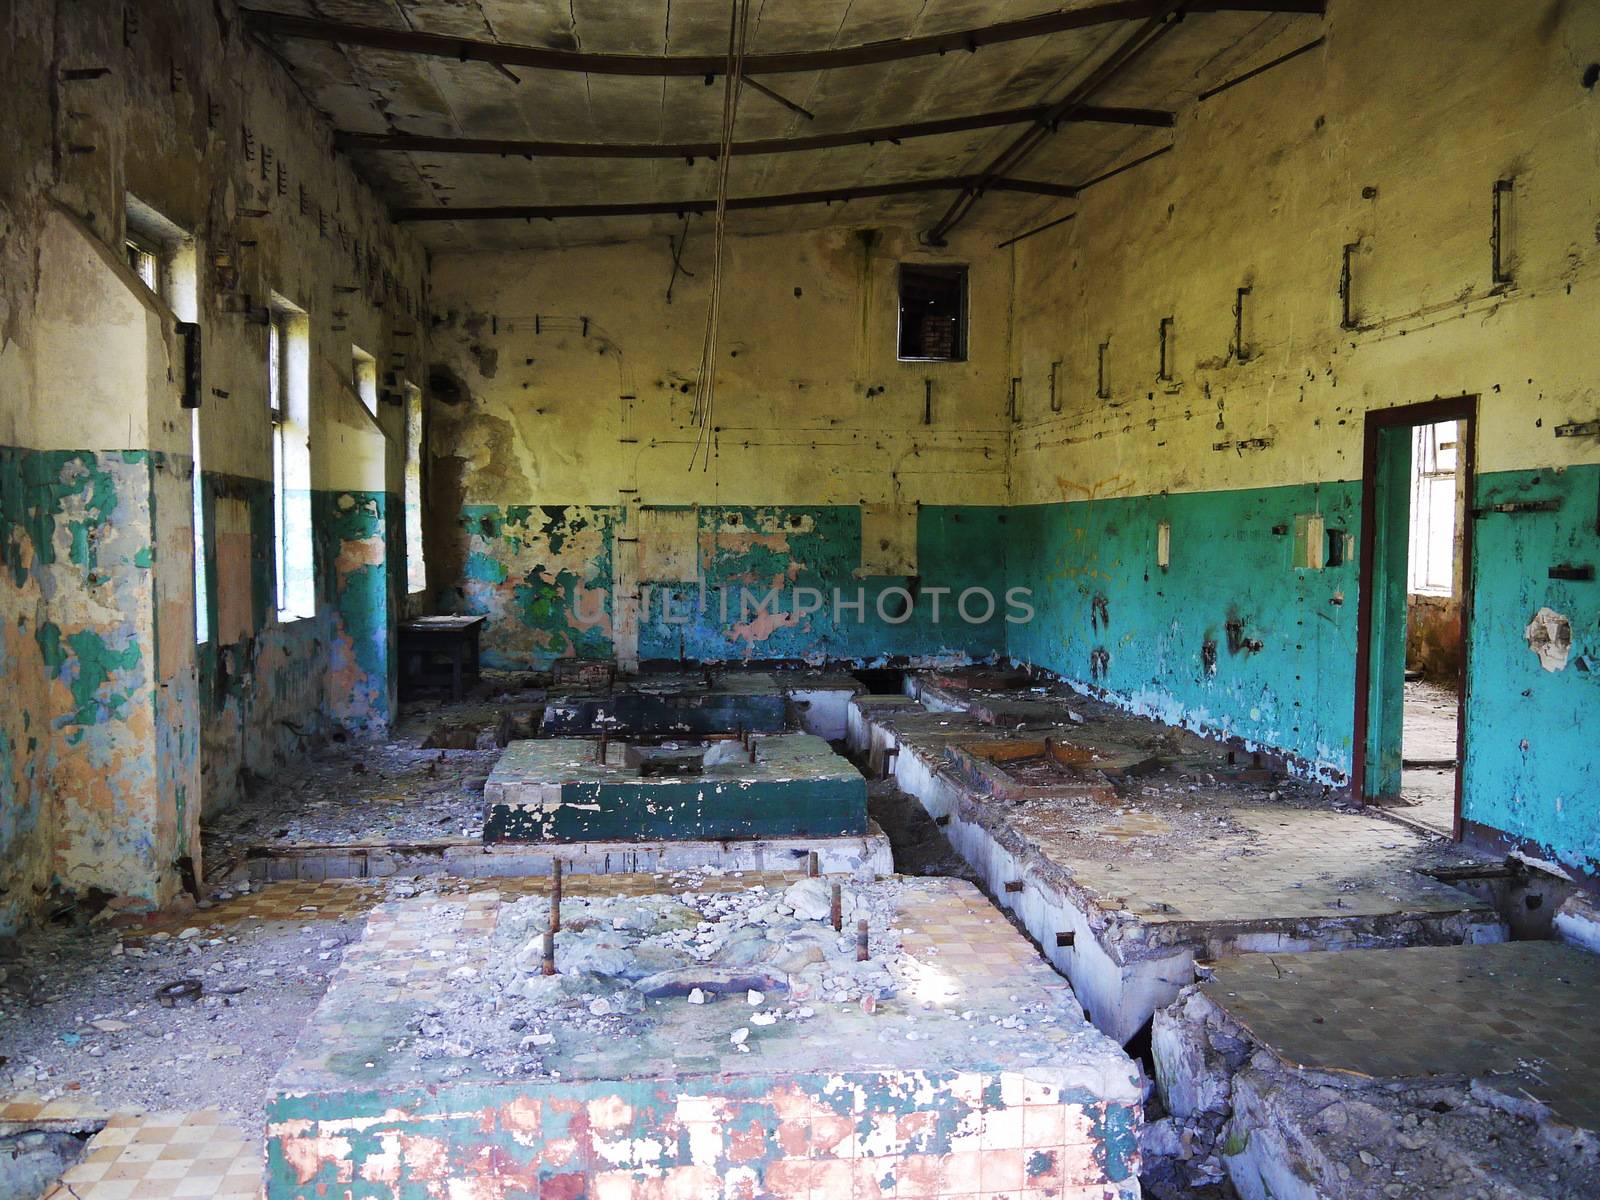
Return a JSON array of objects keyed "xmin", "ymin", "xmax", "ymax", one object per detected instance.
[{"xmin": 1351, "ymin": 395, "xmax": 1477, "ymax": 840}]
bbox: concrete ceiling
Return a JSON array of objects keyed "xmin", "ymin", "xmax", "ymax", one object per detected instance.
[{"xmin": 248, "ymin": 1, "xmax": 1319, "ymax": 251}]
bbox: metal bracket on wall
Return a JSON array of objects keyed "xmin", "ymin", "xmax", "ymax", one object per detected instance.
[
  {"xmin": 1339, "ymin": 241, "xmax": 1361, "ymax": 330},
  {"xmin": 1232, "ymin": 285, "xmax": 1253, "ymax": 361},
  {"xmin": 1548, "ymin": 564, "xmax": 1594, "ymax": 582},
  {"xmin": 1471, "ymin": 497, "xmax": 1561, "ymax": 518},
  {"xmin": 1491, "ymin": 178, "xmax": 1515, "ymax": 288}
]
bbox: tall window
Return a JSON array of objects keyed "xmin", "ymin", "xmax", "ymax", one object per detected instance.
[
  {"xmin": 897, "ymin": 264, "xmax": 968, "ymax": 362},
  {"xmin": 269, "ymin": 295, "xmax": 314, "ymax": 620},
  {"xmin": 404, "ymin": 384, "xmax": 427, "ymax": 594},
  {"xmin": 126, "ymin": 196, "xmax": 206, "ymax": 642},
  {"xmin": 352, "ymin": 345, "xmax": 378, "ymax": 416},
  {"xmin": 1408, "ymin": 420, "xmax": 1461, "ymax": 596}
]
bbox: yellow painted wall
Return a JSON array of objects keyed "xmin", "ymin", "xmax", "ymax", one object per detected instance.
[
  {"xmin": 1007, "ymin": 0, "xmax": 1600, "ymax": 504},
  {"xmin": 428, "ymin": 225, "xmax": 1012, "ymax": 512}
]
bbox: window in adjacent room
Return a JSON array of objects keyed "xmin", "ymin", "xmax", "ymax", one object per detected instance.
[
  {"xmin": 404, "ymin": 383, "xmax": 427, "ymax": 594},
  {"xmin": 352, "ymin": 345, "xmax": 378, "ymax": 417},
  {"xmin": 1407, "ymin": 420, "xmax": 1461, "ymax": 597},
  {"xmin": 897, "ymin": 264, "xmax": 968, "ymax": 362},
  {"xmin": 269, "ymin": 294, "xmax": 314, "ymax": 621}
]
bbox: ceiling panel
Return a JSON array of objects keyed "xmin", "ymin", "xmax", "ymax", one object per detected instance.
[{"xmin": 245, "ymin": 0, "xmax": 1323, "ymax": 250}]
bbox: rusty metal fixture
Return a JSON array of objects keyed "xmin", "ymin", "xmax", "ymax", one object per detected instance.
[
  {"xmin": 856, "ymin": 919, "xmax": 869, "ymax": 962},
  {"xmin": 806, "ymin": 851, "xmax": 819, "ymax": 878},
  {"xmin": 830, "ymin": 883, "xmax": 842, "ymax": 932},
  {"xmin": 156, "ymin": 978, "xmax": 203, "ymax": 1007},
  {"xmin": 550, "ymin": 859, "xmax": 563, "ymax": 932},
  {"xmin": 541, "ymin": 931, "xmax": 556, "ymax": 976}
]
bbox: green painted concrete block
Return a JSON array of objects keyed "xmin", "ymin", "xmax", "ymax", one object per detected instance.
[{"xmin": 484, "ymin": 733, "xmax": 868, "ymax": 843}]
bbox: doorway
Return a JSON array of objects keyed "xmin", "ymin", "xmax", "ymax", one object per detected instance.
[{"xmin": 1352, "ymin": 397, "xmax": 1476, "ymax": 839}]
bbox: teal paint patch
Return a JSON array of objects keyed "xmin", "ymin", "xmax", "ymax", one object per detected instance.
[
  {"xmin": 634, "ymin": 505, "xmax": 1009, "ymax": 664},
  {"xmin": 1464, "ymin": 464, "xmax": 1600, "ymax": 877},
  {"xmin": 1006, "ymin": 483, "xmax": 1361, "ymax": 779},
  {"xmin": 56, "ymin": 628, "xmax": 144, "ymax": 731},
  {"xmin": 314, "ymin": 490, "xmax": 393, "ymax": 730},
  {"xmin": 263, "ymin": 1076, "xmax": 1140, "ymax": 1195},
  {"xmin": 0, "ymin": 446, "xmax": 145, "ymax": 585},
  {"xmin": 456, "ymin": 502, "xmax": 616, "ymax": 668}
]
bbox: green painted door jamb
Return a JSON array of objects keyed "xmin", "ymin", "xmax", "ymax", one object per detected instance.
[{"xmin": 1364, "ymin": 425, "xmax": 1411, "ymax": 799}]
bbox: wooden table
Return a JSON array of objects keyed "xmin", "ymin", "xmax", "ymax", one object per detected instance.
[{"xmin": 398, "ymin": 615, "xmax": 487, "ymax": 699}]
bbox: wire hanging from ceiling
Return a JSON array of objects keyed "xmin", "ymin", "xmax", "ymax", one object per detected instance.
[{"xmin": 689, "ymin": 0, "xmax": 752, "ymax": 472}]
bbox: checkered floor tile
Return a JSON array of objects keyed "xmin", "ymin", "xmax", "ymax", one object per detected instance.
[
  {"xmin": 1204, "ymin": 941, "xmax": 1600, "ymax": 1132},
  {"xmin": 42, "ymin": 1110, "xmax": 261, "ymax": 1200}
]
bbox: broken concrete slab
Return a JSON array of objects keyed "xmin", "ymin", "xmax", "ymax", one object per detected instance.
[
  {"xmin": 857, "ymin": 687, "xmax": 1506, "ymax": 1044},
  {"xmin": 265, "ymin": 874, "xmax": 1145, "ymax": 1198},
  {"xmin": 242, "ymin": 827, "xmax": 894, "ymax": 883},
  {"xmin": 1151, "ymin": 943, "xmax": 1600, "ymax": 1199},
  {"xmin": 1554, "ymin": 890, "xmax": 1600, "ymax": 954},
  {"xmin": 484, "ymin": 733, "xmax": 869, "ymax": 843}
]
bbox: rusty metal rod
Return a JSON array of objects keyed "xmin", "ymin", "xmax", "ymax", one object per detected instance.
[
  {"xmin": 807, "ymin": 850, "xmax": 819, "ymax": 878},
  {"xmin": 541, "ymin": 931, "xmax": 555, "ymax": 976},
  {"xmin": 243, "ymin": 3, "xmax": 1325, "ymax": 79},
  {"xmin": 831, "ymin": 883, "xmax": 842, "ymax": 932},
  {"xmin": 550, "ymin": 859, "xmax": 563, "ymax": 932},
  {"xmin": 392, "ymin": 175, "xmax": 1079, "ymax": 222},
  {"xmin": 856, "ymin": 919, "xmax": 869, "ymax": 962},
  {"xmin": 336, "ymin": 104, "xmax": 1173, "ymax": 160}
]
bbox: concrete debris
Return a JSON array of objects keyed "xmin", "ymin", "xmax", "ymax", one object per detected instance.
[{"xmin": 1148, "ymin": 984, "xmax": 1600, "ymax": 1199}]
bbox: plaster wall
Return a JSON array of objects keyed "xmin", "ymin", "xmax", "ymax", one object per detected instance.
[
  {"xmin": 427, "ymin": 226, "xmax": 1013, "ymax": 668},
  {"xmin": 1003, "ymin": 0, "xmax": 1600, "ymax": 875},
  {"xmin": 0, "ymin": 0, "xmax": 426, "ymax": 932}
]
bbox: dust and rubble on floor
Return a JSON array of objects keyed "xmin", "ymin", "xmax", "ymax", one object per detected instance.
[{"xmin": 4, "ymin": 665, "xmax": 1597, "ymax": 1200}]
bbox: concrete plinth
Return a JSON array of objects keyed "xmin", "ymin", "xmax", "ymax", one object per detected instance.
[
  {"xmin": 265, "ymin": 874, "xmax": 1145, "ymax": 1198},
  {"xmin": 484, "ymin": 733, "xmax": 868, "ymax": 843},
  {"xmin": 856, "ymin": 691, "xmax": 1505, "ymax": 1045}
]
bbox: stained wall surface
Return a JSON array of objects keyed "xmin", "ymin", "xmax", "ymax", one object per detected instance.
[
  {"xmin": 1004, "ymin": 0, "xmax": 1600, "ymax": 875},
  {"xmin": 427, "ymin": 227, "xmax": 1015, "ymax": 670},
  {"xmin": 0, "ymin": 0, "xmax": 426, "ymax": 933}
]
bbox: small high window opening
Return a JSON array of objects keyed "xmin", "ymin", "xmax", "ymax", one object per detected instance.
[
  {"xmin": 404, "ymin": 383, "xmax": 427, "ymax": 595},
  {"xmin": 352, "ymin": 345, "xmax": 378, "ymax": 416},
  {"xmin": 270, "ymin": 295, "xmax": 314, "ymax": 622},
  {"xmin": 897, "ymin": 264, "xmax": 967, "ymax": 362},
  {"xmin": 125, "ymin": 239, "xmax": 158, "ymax": 289}
]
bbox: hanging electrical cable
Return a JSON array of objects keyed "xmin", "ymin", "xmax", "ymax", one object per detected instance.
[{"xmin": 689, "ymin": 0, "xmax": 751, "ymax": 472}]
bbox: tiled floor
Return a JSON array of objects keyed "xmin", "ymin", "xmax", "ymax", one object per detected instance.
[
  {"xmin": 1203, "ymin": 940, "xmax": 1600, "ymax": 1132},
  {"xmin": 1401, "ymin": 678, "xmax": 1459, "ymax": 835},
  {"xmin": 9, "ymin": 1109, "xmax": 265, "ymax": 1200}
]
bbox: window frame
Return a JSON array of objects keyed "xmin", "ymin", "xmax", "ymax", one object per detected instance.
[{"xmin": 896, "ymin": 262, "xmax": 969, "ymax": 364}]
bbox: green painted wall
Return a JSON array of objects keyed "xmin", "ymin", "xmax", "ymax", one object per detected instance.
[
  {"xmin": 1005, "ymin": 466, "xmax": 1600, "ymax": 879},
  {"xmin": 0, "ymin": 445, "xmax": 169, "ymax": 931},
  {"xmin": 1006, "ymin": 482, "xmax": 1362, "ymax": 780},
  {"xmin": 452, "ymin": 503, "xmax": 1010, "ymax": 670},
  {"xmin": 1464, "ymin": 465, "xmax": 1600, "ymax": 876}
]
